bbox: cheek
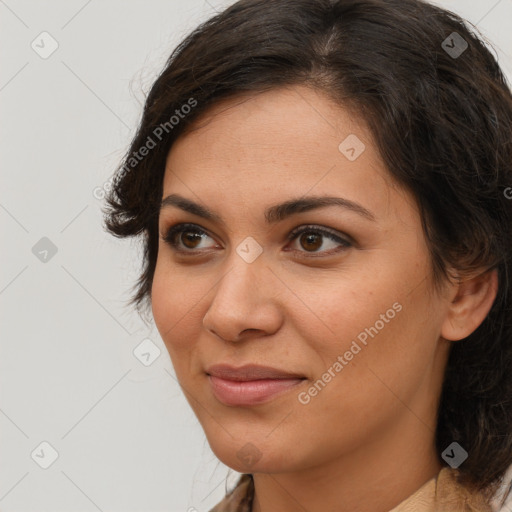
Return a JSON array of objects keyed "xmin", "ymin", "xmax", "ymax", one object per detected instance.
[
  {"xmin": 298, "ymin": 281, "xmax": 397, "ymax": 351},
  {"xmin": 151, "ymin": 259, "xmax": 203, "ymax": 357},
  {"xmin": 151, "ymin": 261, "xmax": 175, "ymax": 337},
  {"xmin": 301, "ymin": 276, "xmax": 431, "ymax": 389}
]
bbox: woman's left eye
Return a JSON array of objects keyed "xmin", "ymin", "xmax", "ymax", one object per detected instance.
[
  {"xmin": 286, "ymin": 225, "xmax": 352, "ymax": 256},
  {"xmin": 162, "ymin": 223, "xmax": 352, "ymax": 257}
]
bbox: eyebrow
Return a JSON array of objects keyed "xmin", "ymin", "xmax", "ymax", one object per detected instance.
[{"xmin": 160, "ymin": 193, "xmax": 376, "ymax": 224}]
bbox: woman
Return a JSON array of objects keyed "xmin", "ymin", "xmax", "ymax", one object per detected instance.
[{"xmin": 103, "ymin": 0, "xmax": 512, "ymax": 510}]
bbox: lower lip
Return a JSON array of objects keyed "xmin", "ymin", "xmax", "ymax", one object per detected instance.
[{"xmin": 208, "ymin": 375, "xmax": 306, "ymax": 406}]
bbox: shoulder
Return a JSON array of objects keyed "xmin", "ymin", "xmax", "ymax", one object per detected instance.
[
  {"xmin": 208, "ymin": 468, "xmax": 496, "ymax": 512},
  {"xmin": 391, "ymin": 467, "xmax": 494, "ymax": 512}
]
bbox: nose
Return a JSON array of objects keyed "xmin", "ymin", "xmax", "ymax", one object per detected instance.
[{"xmin": 202, "ymin": 255, "xmax": 283, "ymax": 343}]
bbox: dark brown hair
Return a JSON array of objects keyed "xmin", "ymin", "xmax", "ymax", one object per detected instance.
[{"xmin": 103, "ymin": 0, "xmax": 512, "ymax": 502}]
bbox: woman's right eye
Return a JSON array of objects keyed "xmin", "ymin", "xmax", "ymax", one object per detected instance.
[{"xmin": 162, "ymin": 223, "xmax": 219, "ymax": 254}]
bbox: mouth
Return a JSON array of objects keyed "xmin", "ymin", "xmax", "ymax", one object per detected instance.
[{"xmin": 205, "ymin": 364, "xmax": 307, "ymax": 406}]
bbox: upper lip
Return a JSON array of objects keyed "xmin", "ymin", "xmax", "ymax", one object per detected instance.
[{"xmin": 206, "ymin": 364, "xmax": 306, "ymax": 381}]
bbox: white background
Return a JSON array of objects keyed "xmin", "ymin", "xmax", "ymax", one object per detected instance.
[{"xmin": 1, "ymin": 1, "xmax": 511, "ymax": 511}]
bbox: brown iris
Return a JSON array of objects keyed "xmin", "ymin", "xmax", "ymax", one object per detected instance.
[
  {"xmin": 181, "ymin": 231, "xmax": 203, "ymax": 249},
  {"xmin": 300, "ymin": 232, "xmax": 322, "ymax": 252}
]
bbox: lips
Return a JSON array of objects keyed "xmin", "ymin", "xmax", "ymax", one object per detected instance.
[
  {"xmin": 205, "ymin": 363, "xmax": 305, "ymax": 381},
  {"xmin": 205, "ymin": 364, "xmax": 307, "ymax": 406}
]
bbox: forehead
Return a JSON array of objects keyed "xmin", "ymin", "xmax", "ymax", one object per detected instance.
[{"xmin": 162, "ymin": 85, "xmax": 409, "ymax": 223}]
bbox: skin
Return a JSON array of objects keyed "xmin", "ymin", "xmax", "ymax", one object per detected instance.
[{"xmin": 151, "ymin": 85, "xmax": 498, "ymax": 512}]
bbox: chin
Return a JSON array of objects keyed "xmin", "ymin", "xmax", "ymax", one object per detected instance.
[{"xmin": 206, "ymin": 435, "xmax": 300, "ymax": 474}]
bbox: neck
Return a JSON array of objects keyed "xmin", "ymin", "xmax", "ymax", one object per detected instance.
[{"xmin": 251, "ymin": 411, "xmax": 443, "ymax": 512}]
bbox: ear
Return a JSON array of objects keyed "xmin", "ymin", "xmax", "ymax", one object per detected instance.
[{"xmin": 441, "ymin": 268, "xmax": 498, "ymax": 342}]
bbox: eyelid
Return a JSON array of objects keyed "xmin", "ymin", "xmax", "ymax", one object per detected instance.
[{"xmin": 162, "ymin": 222, "xmax": 354, "ymax": 257}]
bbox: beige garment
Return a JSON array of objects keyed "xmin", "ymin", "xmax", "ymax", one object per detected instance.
[{"xmin": 209, "ymin": 467, "xmax": 494, "ymax": 512}]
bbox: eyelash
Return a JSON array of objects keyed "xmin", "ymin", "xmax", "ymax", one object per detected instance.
[{"xmin": 162, "ymin": 223, "xmax": 352, "ymax": 258}]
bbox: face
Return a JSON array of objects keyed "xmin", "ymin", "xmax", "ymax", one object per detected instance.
[{"xmin": 152, "ymin": 85, "xmax": 453, "ymax": 475}]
